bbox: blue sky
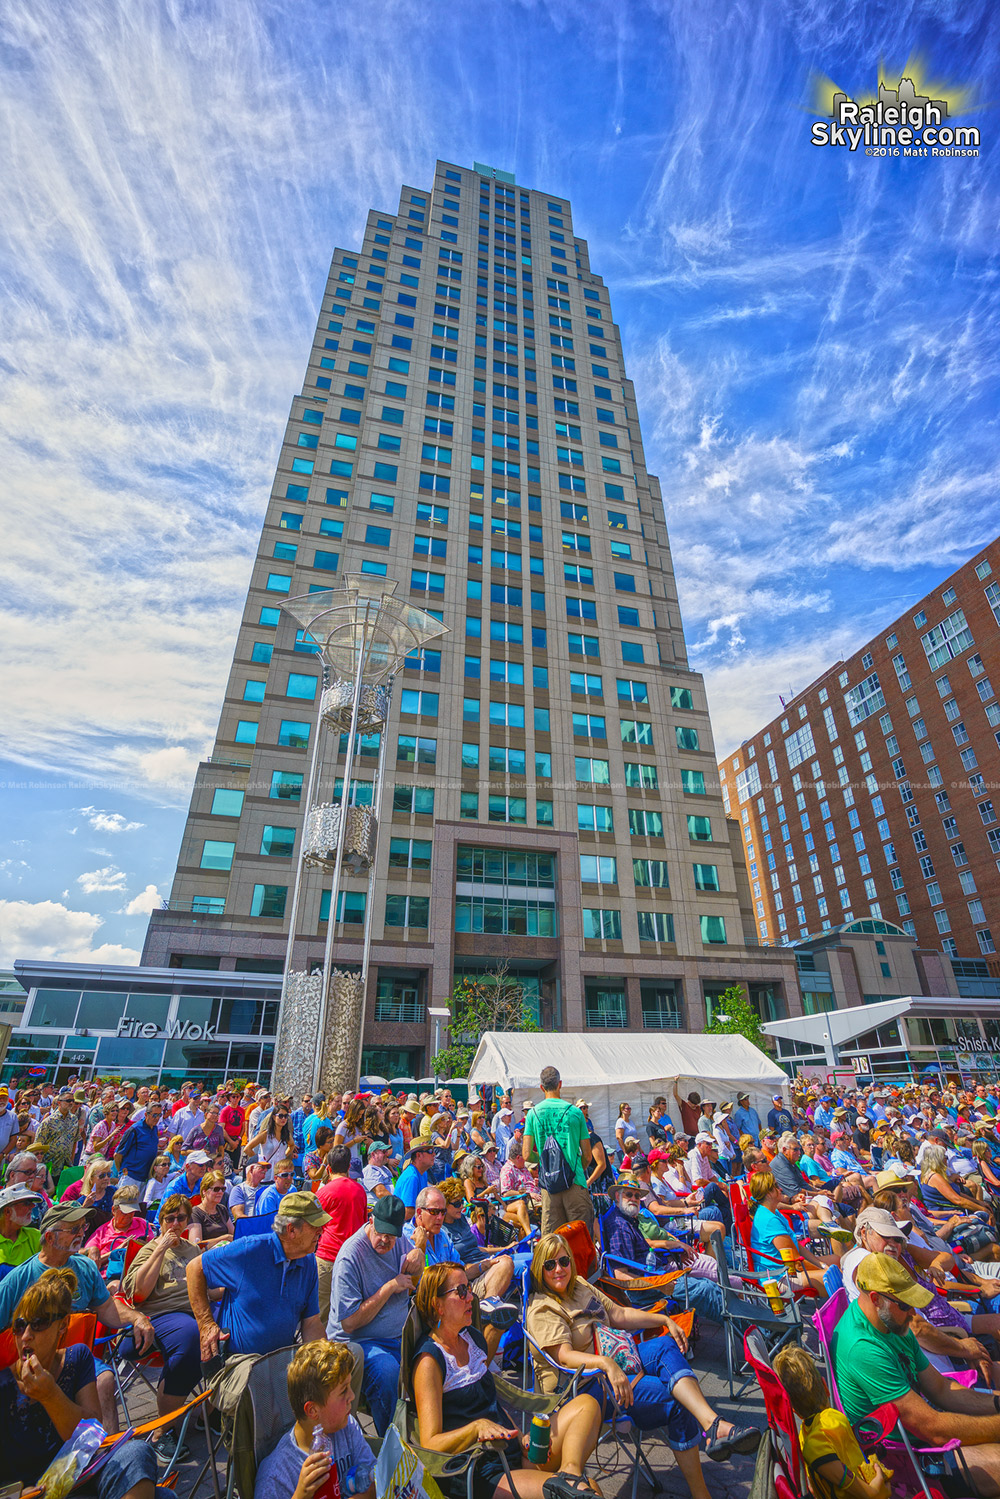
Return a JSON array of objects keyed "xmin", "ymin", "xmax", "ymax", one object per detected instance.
[{"xmin": 1, "ymin": 0, "xmax": 997, "ymax": 965}]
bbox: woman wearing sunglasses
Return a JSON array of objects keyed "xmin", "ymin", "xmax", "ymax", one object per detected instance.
[
  {"xmin": 525, "ymin": 1234, "xmax": 760, "ymax": 1496},
  {"xmin": 59, "ymin": 1157, "xmax": 116, "ymax": 1239},
  {"xmin": 245, "ymin": 1104, "xmax": 295, "ymax": 1182},
  {"xmin": 412, "ymin": 1259, "xmax": 602, "ymax": 1499},
  {"xmin": 0, "ymin": 1266, "xmax": 157, "ymax": 1499}
]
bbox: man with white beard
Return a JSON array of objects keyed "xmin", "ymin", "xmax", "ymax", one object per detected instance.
[{"xmin": 600, "ymin": 1174, "xmax": 725, "ymax": 1324}]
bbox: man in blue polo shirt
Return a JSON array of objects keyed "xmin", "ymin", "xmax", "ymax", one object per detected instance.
[
  {"xmin": 394, "ymin": 1142, "xmax": 435, "ymax": 1220},
  {"xmin": 114, "ymin": 1099, "xmax": 164, "ymax": 1189},
  {"xmin": 186, "ymin": 1190, "xmax": 328, "ymax": 1362}
]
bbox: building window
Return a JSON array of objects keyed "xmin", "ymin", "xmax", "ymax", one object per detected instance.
[
  {"xmin": 251, "ymin": 884, "xmax": 287, "ymax": 918},
  {"xmin": 700, "ymin": 915, "xmax": 728, "ymax": 944},
  {"xmin": 200, "ymin": 840, "xmax": 235, "ymax": 871},
  {"xmin": 260, "ymin": 825, "xmax": 295, "ymax": 857},
  {"xmin": 584, "ymin": 986, "xmax": 627, "ymax": 1028},
  {"xmin": 637, "ymin": 912, "xmax": 675, "ymax": 944}
]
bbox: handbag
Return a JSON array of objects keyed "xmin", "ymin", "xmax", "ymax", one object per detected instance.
[{"xmin": 593, "ymin": 1321, "xmax": 642, "ymax": 1377}]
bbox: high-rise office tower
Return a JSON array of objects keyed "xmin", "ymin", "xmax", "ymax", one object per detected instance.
[
  {"xmin": 718, "ymin": 539, "xmax": 1000, "ymax": 973},
  {"xmin": 143, "ymin": 159, "xmax": 796, "ymax": 1078}
]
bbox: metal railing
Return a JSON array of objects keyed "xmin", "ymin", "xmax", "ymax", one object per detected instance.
[
  {"xmin": 374, "ymin": 999, "xmax": 424, "ymax": 1024},
  {"xmin": 641, "ymin": 1006, "xmax": 684, "ymax": 1030},
  {"xmin": 584, "ymin": 1007, "xmax": 628, "ymax": 1029}
]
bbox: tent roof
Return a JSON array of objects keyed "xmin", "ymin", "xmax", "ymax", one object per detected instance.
[{"xmin": 467, "ymin": 1030, "xmax": 787, "ymax": 1091}]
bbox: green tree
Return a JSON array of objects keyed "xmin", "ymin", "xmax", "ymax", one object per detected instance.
[
  {"xmin": 705, "ymin": 983, "xmax": 767, "ymax": 1052},
  {"xmin": 431, "ymin": 964, "xmax": 540, "ymax": 1077}
]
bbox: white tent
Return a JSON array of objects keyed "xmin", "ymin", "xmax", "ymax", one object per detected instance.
[{"xmin": 467, "ymin": 1031, "xmax": 788, "ymax": 1148}]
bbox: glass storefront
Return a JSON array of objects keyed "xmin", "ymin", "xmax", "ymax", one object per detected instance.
[{"xmin": 4, "ymin": 973, "xmax": 280, "ymax": 1090}]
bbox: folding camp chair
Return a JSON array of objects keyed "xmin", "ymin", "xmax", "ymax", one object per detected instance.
[
  {"xmin": 813, "ymin": 1289, "xmax": 966, "ymax": 1499},
  {"xmin": 233, "ymin": 1210, "xmax": 276, "ymax": 1238},
  {"xmin": 396, "ymin": 1296, "xmax": 566, "ymax": 1499},
  {"xmin": 743, "ymin": 1327, "xmax": 804, "ymax": 1499},
  {"xmin": 221, "ymin": 1343, "xmax": 296, "ymax": 1499},
  {"xmin": 707, "ymin": 1232, "xmax": 802, "ymax": 1397},
  {"xmin": 728, "ymin": 1183, "xmax": 819, "ymax": 1303}
]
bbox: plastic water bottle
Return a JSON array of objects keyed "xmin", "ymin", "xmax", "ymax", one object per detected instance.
[
  {"xmin": 311, "ymin": 1425, "xmax": 338, "ymax": 1499},
  {"xmin": 645, "ymin": 1249, "xmax": 657, "ymax": 1274}
]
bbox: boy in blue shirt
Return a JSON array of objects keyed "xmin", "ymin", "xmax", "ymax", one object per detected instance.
[{"xmin": 254, "ymin": 1340, "xmax": 375, "ymax": 1499}]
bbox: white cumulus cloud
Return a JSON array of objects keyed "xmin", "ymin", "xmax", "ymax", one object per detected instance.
[
  {"xmin": 76, "ymin": 866, "xmax": 127, "ymax": 895},
  {"xmin": 0, "ymin": 898, "xmax": 139, "ymax": 966},
  {"xmin": 124, "ymin": 884, "xmax": 164, "ymax": 917},
  {"xmin": 79, "ymin": 807, "xmax": 145, "ymax": 834}
]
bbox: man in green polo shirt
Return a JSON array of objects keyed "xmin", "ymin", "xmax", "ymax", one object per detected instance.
[
  {"xmin": 0, "ymin": 1184, "xmax": 42, "ymax": 1267},
  {"xmin": 834, "ymin": 1252, "xmax": 1000, "ymax": 1494},
  {"xmin": 523, "ymin": 1066, "xmax": 592, "ymax": 1235}
]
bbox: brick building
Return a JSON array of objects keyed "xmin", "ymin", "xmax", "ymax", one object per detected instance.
[{"xmin": 718, "ymin": 540, "xmax": 1000, "ymax": 972}]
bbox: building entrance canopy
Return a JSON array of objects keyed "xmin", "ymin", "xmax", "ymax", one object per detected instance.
[{"xmin": 763, "ymin": 995, "xmax": 1000, "ymax": 1070}]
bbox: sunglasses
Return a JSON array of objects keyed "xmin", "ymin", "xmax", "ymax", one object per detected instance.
[
  {"xmin": 13, "ymin": 1314, "xmax": 58, "ymax": 1334},
  {"xmin": 161, "ymin": 1213, "xmax": 189, "ymax": 1225},
  {"xmin": 275, "ymin": 1113, "xmax": 289, "ymax": 1120},
  {"xmin": 444, "ymin": 1283, "xmax": 472, "ymax": 1300},
  {"xmin": 421, "ymin": 1206, "xmax": 446, "ymax": 1216},
  {"xmin": 543, "ymin": 1254, "xmax": 572, "ymax": 1273},
  {"xmin": 879, "ymin": 1292, "xmax": 910, "ymax": 1311}
]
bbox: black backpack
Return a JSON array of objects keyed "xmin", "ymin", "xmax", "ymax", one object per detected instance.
[{"xmin": 537, "ymin": 1104, "xmax": 576, "ymax": 1194}]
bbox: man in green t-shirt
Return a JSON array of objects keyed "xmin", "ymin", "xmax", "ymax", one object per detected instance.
[
  {"xmin": 834, "ymin": 1252, "xmax": 1000, "ymax": 1494},
  {"xmin": 0, "ymin": 1184, "xmax": 43, "ymax": 1267},
  {"xmin": 523, "ymin": 1067, "xmax": 593, "ymax": 1235}
]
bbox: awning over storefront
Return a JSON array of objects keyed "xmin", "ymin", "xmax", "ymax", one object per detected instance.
[{"xmin": 762, "ymin": 995, "xmax": 995, "ymax": 1065}]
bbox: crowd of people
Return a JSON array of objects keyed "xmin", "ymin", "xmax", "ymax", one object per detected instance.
[{"xmin": 3, "ymin": 1067, "xmax": 1000, "ymax": 1497}]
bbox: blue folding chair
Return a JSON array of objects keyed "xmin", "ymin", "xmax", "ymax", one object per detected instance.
[{"xmin": 233, "ymin": 1210, "xmax": 276, "ymax": 1238}]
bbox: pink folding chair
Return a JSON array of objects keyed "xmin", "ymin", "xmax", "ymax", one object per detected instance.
[{"xmin": 813, "ymin": 1290, "xmax": 963, "ymax": 1499}]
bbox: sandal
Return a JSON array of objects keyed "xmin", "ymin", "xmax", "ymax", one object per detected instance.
[
  {"xmin": 727, "ymin": 1424, "xmax": 762, "ymax": 1456},
  {"xmin": 543, "ymin": 1473, "xmax": 593, "ymax": 1499},
  {"xmin": 703, "ymin": 1417, "xmax": 732, "ymax": 1462}
]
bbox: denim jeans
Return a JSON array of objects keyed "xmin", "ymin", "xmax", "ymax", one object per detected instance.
[{"xmin": 356, "ymin": 1336, "xmax": 401, "ymax": 1435}]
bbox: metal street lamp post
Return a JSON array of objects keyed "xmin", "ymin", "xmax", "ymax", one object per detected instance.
[{"xmin": 271, "ymin": 575, "xmax": 447, "ymax": 1098}]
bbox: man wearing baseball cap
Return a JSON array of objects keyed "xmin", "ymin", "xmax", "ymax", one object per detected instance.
[
  {"xmin": 0, "ymin": 1183, "xmax": 42, "ymax": 1267},
  {"xmin": 187, "ymin": 1190, "xmax": 329, "ymax": 1365},
  {"xmin": 328, "ymin": 1195, "xmax": 423, "ymax": 1435},
  {"xmin": 154, "ymin": 1149, "xmax": 213, "ymax": 1224},
  {"xmin": 767, "ymin": 1093, "xmax": 794, "ymax": 1134},
  {"xmin": 833, "ymin": 1252, "xmax": 1000, "ymax": 1487}
]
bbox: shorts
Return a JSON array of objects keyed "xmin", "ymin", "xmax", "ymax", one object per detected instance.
[{"xmin": 433, "ymin": 1438, "xmax": 522, "ymax": 1499}]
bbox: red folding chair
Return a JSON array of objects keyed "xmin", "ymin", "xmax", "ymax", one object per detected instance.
[
  {"xmin": 743, "ymin": 1327, "xmax": 804, "ymax": 1498},
  {"xmin": 728, "ymin": 1183, "xmax": 818, "ymax": 1302}
]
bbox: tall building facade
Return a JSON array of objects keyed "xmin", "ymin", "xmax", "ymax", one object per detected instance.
[
  {"xmin": 718, "ymin": 539, "xmax": 1000, "ymax": 976},
  {"xmin": 143, "ymin": 158, "xmax": 796, "ymax": 1078}
]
